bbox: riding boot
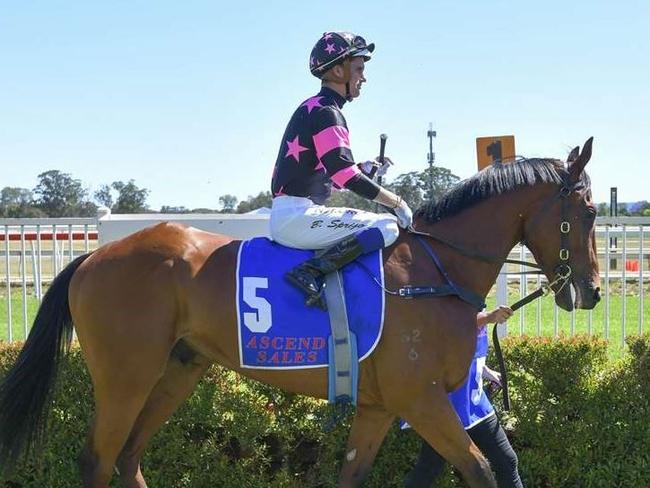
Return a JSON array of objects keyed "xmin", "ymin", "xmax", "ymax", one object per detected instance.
[{"xmin": 286, "ymin": 234, "xmax": 365, "ymax": 310}]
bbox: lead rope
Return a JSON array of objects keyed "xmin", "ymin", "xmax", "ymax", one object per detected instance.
[
  {"xmin": 492, "ymin": 287, "xmax": 547, "ymax": 411},
  {"xmin": 492, "ymin": 264, "xmax": 572, "ymax": 410}
]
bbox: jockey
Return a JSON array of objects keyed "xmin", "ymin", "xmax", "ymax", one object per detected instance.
[{"xmin": 270, "ymin": 31, "xmax": 413, "ymax": 309}]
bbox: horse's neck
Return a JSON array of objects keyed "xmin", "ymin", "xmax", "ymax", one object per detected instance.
[{"xmin": 420, "ymin": 186, "xmax": 548, "ymax": 298}]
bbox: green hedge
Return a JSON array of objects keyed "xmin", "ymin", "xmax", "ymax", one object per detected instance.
[{"xmin": 1, "ymin": 334, "xmax": 648, "ymax": 487}]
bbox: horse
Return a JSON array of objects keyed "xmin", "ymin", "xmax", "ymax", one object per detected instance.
[{"xmin": 0, "ymin": 138, "xmax": 600, "ymax": 487}]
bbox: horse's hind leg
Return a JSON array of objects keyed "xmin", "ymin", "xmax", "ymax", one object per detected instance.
[
  {"xmin": 115, "ymin": 340, "xmax": 212, "ymax": 488},
  {"xmin": 78, "ymin": 352, "xmax": 169, "ymax": 488},
  {"xmin": 76, "ymin": 319, "xmax": 174, "ymax": 488},
  {"xmin": 337, "ymin": 404, "xmax": 394, "ymax": 487},
  {"xmin": 401, "ymin": 383, "xmax": 496, "ymax": 488}
]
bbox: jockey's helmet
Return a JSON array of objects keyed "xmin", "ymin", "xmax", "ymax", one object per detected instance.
[{"xmin": 309, "ymin": 32, "xmax": 374, "ymax": 78}]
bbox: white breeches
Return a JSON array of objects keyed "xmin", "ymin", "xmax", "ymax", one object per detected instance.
[{"xmin": 270, "ymin": 195, "xmax": 399, "ymax": 250}]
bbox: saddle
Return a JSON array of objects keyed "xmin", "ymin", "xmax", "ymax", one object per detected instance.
[{"xmin": 236, "ymin": 237, "xmax": 385, "ymax": 406}]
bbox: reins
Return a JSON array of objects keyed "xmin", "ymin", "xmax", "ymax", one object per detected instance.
[{"xmin": 358, "ymin": 178, "xmax": 587, "ymax": 411}]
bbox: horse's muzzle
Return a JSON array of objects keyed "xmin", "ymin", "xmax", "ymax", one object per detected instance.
[{"xmin": 574, "ymin": 283, "xmax": 601, "ymax": 310}]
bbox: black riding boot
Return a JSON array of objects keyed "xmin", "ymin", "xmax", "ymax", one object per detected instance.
[{"xmin": 286, "ymin": 234, "xmax": 365, "ymax": 310}]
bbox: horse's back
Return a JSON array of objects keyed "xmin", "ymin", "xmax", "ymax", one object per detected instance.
[{"xmin": 69, "ymin": 222, "xmax": 241, "ymax": 358}]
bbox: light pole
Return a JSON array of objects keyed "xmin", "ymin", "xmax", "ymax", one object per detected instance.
[{"xmin": 427, "ymin": 123, "xmax": 437, "ymax": 201}]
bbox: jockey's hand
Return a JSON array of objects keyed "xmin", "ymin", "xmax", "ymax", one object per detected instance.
[
  {"xmin": 373, "ymin": 156, "xmax": 393, "ymax": 177},
  {"xmin": 394, "ymin": 198, "xmax": 413, "ymax": 229},
  {"xmin": 358, "ymin": 157, "xmax": 393, "ymax": 178},
  {"xmin": 357, "ymin": 160, "xmax": 375, "ymax": 176}
]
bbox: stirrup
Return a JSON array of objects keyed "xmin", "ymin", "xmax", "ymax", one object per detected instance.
[
  {"xmin": 286, "ymin": 269, "xmax": 328, "ymax": 311},
  {"xmin": 305, "ymin": 282, "xmax": 328, "ymax": 311}
]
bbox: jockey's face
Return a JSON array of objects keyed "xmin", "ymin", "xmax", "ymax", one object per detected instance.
[{"xmin": 347, "ymin": 57, "xmax": 366, "ymax": 99}]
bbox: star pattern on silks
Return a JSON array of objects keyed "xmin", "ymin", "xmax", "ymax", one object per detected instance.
[
  {"xmin": 323, "ymin": 32, "xmax": 333, "ymax": 41},
  {"xmin": 338, "ymin": 45, "xmax": 347, "ymax": 54},
  {"xmin": 301, "ymin": 96, "xmax": 323, "ymax": 113},
  {"xmin": 285, "ymin": 135, "xmax": 309, "ymax": 163},
  {"xmin": 325, "ymin": 43, "xmax": 336, "ymax": 54}
]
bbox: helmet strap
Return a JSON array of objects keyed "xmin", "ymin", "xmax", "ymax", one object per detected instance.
[
  {"xmin": 343, "ymin": 60, "xmax": 353, "ymax": 102},
  {"xmin": 322, "ymin": 58, "xmax": 354, "ymax": 101}
]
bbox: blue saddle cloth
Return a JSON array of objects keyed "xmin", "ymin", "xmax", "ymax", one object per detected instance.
[{"xmin": 236, "ymin": 237, "xmax": 384, "ymax": 369}]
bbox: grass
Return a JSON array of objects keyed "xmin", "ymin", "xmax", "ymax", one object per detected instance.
[
  {"xmin": 0, "ymin": 287, "xmax": 40, "ymax": 342},
  {"xmin": 486, "ymin": 285, "xmax": 648, "ymax": 359}
]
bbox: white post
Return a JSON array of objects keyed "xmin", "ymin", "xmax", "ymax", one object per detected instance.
[{"xmin": 496, "ymin": 265, "xmax": 508, "ymax": 339}]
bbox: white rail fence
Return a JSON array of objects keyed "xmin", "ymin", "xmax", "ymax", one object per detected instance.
[{"xmin": 1, "ymin": 214, "xmax": 648, "ymax": 344}]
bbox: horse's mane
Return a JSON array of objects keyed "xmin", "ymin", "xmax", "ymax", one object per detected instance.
[{"xmin": 415, "ymin": 157, "xmax": 589, "ymax": 223}]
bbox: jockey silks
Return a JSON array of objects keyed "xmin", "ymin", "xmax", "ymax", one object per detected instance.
[{"xmin": 271, "ymin": 86, "xmax": 380, "ymax": 204}]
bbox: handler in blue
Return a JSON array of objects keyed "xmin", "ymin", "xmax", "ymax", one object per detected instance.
[{"xmin": 403, "ymin": 305, "xmax": 524, "ymax": 488}]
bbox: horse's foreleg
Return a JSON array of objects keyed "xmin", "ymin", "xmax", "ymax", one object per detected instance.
[
  {"xmin": 401, "ymin": 383, "xmax": 496, "ymax": 488},
  {"xmin": 115, "ymin": 341, "xmax": 212, "ymax": 488},
  {"xmin": 337, "ymin": 404, "xmax": 394, "ymax": 488}
]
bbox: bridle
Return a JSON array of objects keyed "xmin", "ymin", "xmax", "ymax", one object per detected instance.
[{"xmin": 410, "ymin": 177, "xmax": 589, "ymax": 300}]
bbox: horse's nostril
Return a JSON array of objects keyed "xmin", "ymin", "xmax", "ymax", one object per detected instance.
[{"xmin": 593, "ymin": 287, "xmax": 601, "ymax": 302}]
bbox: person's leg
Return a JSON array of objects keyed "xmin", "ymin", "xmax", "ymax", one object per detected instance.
[
  {"xmin": 275, "ymin": 203, "xmax": 398, "ymax": 308},
  {"xmin": 285, "ymin": 226, "xmax": 385, "ymax": 308},
  {"xmin": 468, "ymin": 414, "xmax": 523, "ymax": 488},
  {"xmin": 403, "ymin": 438, "xmax": 447, "ymax": 488},
  {"xmin": 271, "ymin": 201, "xmax": 398, "ymax": 250}
]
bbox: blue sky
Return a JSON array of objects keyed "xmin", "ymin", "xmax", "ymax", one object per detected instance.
[{"xmin": 1, "ymin": 1, "xmax": 648, "ymax": 210}]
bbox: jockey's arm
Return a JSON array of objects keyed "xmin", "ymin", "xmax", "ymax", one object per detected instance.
[{"xmin": 372, "ymin": 185, "xmax": 403, "ymax": 209}]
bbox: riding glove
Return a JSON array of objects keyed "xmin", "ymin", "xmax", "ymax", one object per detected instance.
[{"xmin": 394, "ymin": 200, "xmax": 413, "ymax": 229}]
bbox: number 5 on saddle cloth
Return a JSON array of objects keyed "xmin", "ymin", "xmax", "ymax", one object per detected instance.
[{"xmin": 236, "ymin": 237, "xmax": 386, "ymax": 406}]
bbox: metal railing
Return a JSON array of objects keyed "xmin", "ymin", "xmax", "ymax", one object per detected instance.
[
  {"xmin": 1, "ymin": 215, "xmax": 648, "ymax": 344},
  {"xmin": 499, "ymin": 218, "xmax": 648, "ymax": 345},
  {"xmin": 1, "ymin": 218, "xmax": 98, "ymax": 342}
]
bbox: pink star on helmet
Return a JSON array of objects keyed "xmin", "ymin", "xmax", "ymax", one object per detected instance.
[
  {"xmin": 301, "ymin": 96, "xmax": 323, "ymax": 113},
  {"xmin": 323, "ymin": 32, "xmax": 333, "ymax": 41},
  {"xmin": 338, "ymin": 45, "xmax": 347, "ymax": 54},
  {"xmin": 325, "ymin": 43, "xmax": 336, "ymax": 54},
  {"xmin": 285, "ymin": 135, "xmax": 309, "ymax": 163}
]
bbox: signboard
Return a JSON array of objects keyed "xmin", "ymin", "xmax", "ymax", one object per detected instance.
[
  {"xmin": 476, "ymin": 135, "xmax": 517, "ymax": 338},
  {"xmin": 476, "ymin": 135, "xmax": 516, "ymax": 170}
]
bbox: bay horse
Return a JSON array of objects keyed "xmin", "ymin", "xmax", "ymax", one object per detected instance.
[{"xmin": 0, "ymin": 139, "xmax": 600, "ymax": 487}]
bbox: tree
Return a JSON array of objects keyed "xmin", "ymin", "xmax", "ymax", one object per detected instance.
[
  {"xmin": 384, "ymin": 167, "xmax": 460, "ymax": 211},
  {"xmin": 384, "ymin": 171, "xmax": 426, "ymax": 210},
  {"xmin": 422, "ymin": 166, "xmax": 461, "ymax": 202},
  {"xmin": 160, "ymin": 205, "xmax": 190, "ymax": 214},
  {"xmin": 236, "ymin": 191, "xmax": 272, "ymax": 214},
  {"xmin": 94, "ymin": 180, "xmax": 150, "ymax": 214},
  {"xmin": 112, "ymin": 180, "xmax": 149, "ymax": 213},
  {"xmin": 617, "ymin": 203, "xmax": 630, "ymax": 216},
  {"xmin": 94, "ymin": 185, "xmax": 114, "ymax": 209},
  {"xmin": 629, "ymin": 200, "xmax": 650, "ymax": 216},
  {"xmin": 33, "ymin": 170, "xmax": 95, "ymax": 217},
  {"xmin": 325, "ymin": 166, "xmax": 460, "ymax": 213},
  {"xmin": 0, "ymin": 187, "xmax": 45, "ymax": 217},
  {"xmin": 326, "ymin": 189, "xmax": 375, "ymax": 211},
  {"xmin": 596, "ymin": 202, "xmax": 609, "ymax": 216},
  {"xmin": 218, "ymin": 194, "xmax": 238, "ymax": 213}
]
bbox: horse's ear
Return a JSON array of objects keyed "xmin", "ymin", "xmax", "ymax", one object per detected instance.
[
  {"xmin": 567, "ymin": 146, "xmax": 580, "ymax": 163},
  {"xmin": 569, "ymin": 137, "xmax": 594, "ymax": 183}
]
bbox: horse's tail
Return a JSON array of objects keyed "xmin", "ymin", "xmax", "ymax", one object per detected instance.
[{"xmin": 0, "ymin": 252, "xmax": 91, "ymax": 471}]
